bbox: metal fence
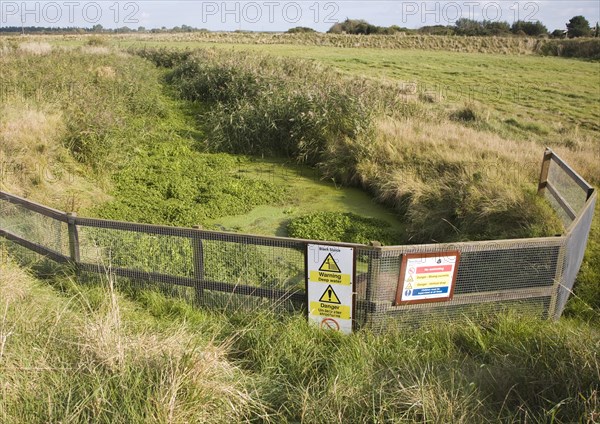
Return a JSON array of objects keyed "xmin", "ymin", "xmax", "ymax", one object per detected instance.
[{"xmin": 0, "ymin": 148, "xmax": 596, "ymax": 330}]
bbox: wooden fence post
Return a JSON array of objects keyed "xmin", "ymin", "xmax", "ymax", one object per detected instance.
[
  {"xmin": 192, "ymin": 225, "xmax": 205, "ymax": 303},
  {"xmin": 537, "ymin": 148, "xmax": 553, "ymax": 196},
  {"xmin": 67, "ymin": 212, "xmax": 80, "ymax": 269}
]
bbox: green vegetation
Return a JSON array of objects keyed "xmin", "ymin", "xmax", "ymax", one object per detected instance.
[
  {"xmin": 96, "ymin": 150, "xmax": 288, "ymax": 227},
  {"xmin": 328, "ymin": 19, "xmax": 405, "ymax": 35},
  {"xmin": 0, "ymin": 36, "xmax": 599, "ymax": 423},
  {"xmin": 137, "ymin": 46, "xmax": 563, "ymax": 243},
  {"xmin": 0, "ymin": 261, "xmax": 266, "ymax": 423},
  {"xmin": 567, "ymin": 15, "xmax": 593, "ymax": 38},
  {"xmin": 1, "ymin": 260, "xmax": 598, "ymax": 422},
  {"xmin": 288, "ymin": 212, "xmax": 402, "ymax": 245},
  {"xmin": 286, "ymin": 26, "xmax": 316, "ymax": 34}
]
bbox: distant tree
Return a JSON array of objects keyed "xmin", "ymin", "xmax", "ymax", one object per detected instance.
[
  {"xmin": 511, "ymin": 20, "xmax": 547, "ymax": 36},
  {"xmin": 137, "ymin": 26, "xmax": 146, "ymax": 32},
  {"xmin": 287, "ymin": 26, "xmax": 316, "ymax": 34},
  {"xmin": 418, "ymin": 25, "xmax": 456, "ymax": 36},
  {"xmin": 91, "ymin": 24, "xmax": 103, "ymax": 33},
  {"xmin": 454, "ymin": 19, "xmax": 511, "ymax": 36},
  {"xmin": 388, "ymin": 25, "xmax": 411, "ymax": 34},
  {"xmin": 551, "ymin": 29, "xmax": 566, "ymax": 39},
  {"xmin": 595, "ymin": 22, "xmax": 600, "ymax": 37},
  {"xmin": 567, "ymin": 16, "xmax": 591, "ymax": 38},
  {"xmin": 326, "ymin": 19, "xmax": 373, "ymax": 35},
  {"xmin": 485, "ymin": 21, "xmax": 511, "ymax": 36},
  {"xmin": 454, "ymin": 18, "xmax": 484, "ymax": 36}
]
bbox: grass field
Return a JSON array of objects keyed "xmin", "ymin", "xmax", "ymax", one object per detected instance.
[{"xmin": 0, "ymin": 34, "xmax": 599, "ymax": 422}]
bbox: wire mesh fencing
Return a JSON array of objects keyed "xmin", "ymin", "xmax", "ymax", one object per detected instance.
[{"xmin": 0, "ymin": 148, "xmax": 595, "ymax": 330}]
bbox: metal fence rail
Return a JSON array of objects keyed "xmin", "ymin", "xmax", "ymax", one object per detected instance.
[{"xmin": 0, "ymin": 148, "xmax": 596, "ymax": 329}]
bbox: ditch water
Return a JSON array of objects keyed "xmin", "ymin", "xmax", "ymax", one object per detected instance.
[{"xmin": 207, "ymin": 157, "xmax": 405, "ymax": 238}]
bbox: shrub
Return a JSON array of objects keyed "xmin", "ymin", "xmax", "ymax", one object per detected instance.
[
  {"xmin": 451, "ymin": 105, "xmax": 478, "ymax": 122},
  {"xmin": 164, "ymin": 50, "xmax": 375, "ymax": 164},
  {"xmin": 85, "ymin": 35, "xmax": 109, "ymax": 46},
  {"xmin": 287, "ymin": 26, "xmax": 316, "ymax": 34},
  {"xmin": 131, "ymin": 47, "xmax": 194, "ymax": 68},
  {"xmin": 539, "ymin": 38, "xmax": 600, "ymax": 59},
  {"xmin": 287, "ymin": 212, "xmax": 403, "ymax": 245},
  {"xmin": 511, "ymin": 20, "xmax": 548, "ymax": 37}
]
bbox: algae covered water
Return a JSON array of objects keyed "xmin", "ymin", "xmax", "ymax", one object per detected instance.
[{"xmin": 206, "ymin": 157, "xmax": 405, "ymax": 241}]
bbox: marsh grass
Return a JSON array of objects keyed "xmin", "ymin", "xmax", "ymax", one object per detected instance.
[
  {"xmin": 0, "ymin": 259, "xmax": 267, "ymax": 423},
  {"xmin": 0, "ymin": 39, "xmax": 599, "ymax": 423},
  {"xmin": 3, "ymin": 255, "xmax": 596, "ymax": 423},
  {"xmin": 140, "ymin": 47, "xmax": 564, "ymax": 243}
]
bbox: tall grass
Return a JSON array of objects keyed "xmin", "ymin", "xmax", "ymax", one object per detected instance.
[
  {"xmin": 0, "ymin": 259, "xmax": 266, "ymax": 423},
  {"xmin": 1, "ymin": 254, "xmax": 595, "ymax": 423},
  {"xmin": 164, "ymin": 49, "xmax": 376, "ymax": 164},
  {"xmin": 4, "ymin": 259, "xmax": 595, "ymax": 423},
  {"xmin": 143, "ymin": 47, "xmax": 563, "ymax": 243},
  {"xmin": 89, "ymin": 32, "xmax": 555, "ymax": 55},
  {"xmin": 0, "ymin": 44, "xmax": 167, "ymax": 174}
]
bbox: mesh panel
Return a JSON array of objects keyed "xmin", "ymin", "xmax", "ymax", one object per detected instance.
[
  {"xmin": 354, "ymin": 239, "xmax": 565, "ymax": 330},
  {"xmin": 555, "ymin": 195, "xmax": 596, "ymax": 317},
  {"xmin": 0, "ymin": 196, "xmax": 69, "ymax": 257},
  {"xmin": 74, "ymin": 218, "xmax": 308, "ymax": 312},
  {"xmin": 547, "ymin": 161, "xmax": 588, "ymax": 215},
  {"xmin": 0, "ymin": 148, "xmax": 595, "ymax": 331}
]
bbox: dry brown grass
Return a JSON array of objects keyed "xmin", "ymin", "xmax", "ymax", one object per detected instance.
[
  {"xmin": 0, "ymin": 100, "xmax": 66, "ymax": 196},
  {"xmin": 17, "ymin": 42, "xmax": 52, "ymax": 56},
  {"xmin": 321, "ymin": 116, "xmax": 564, "ymax": 241},
  {"xmin": 0, "ymin": 99, "xmax": 108, "ymax": 211},
  {"xmin": 80, "ymin": 46, "xmax": 112, "ymax": 56}
]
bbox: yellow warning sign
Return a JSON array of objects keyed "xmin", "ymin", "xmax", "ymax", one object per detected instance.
[
  {"xmin": 319, "ymin": 253, "xmax": 341, "ymax": 273},
  {"xmin": 318, "ymin": 285, "xmax": 341, "ymax": 304},
  {"xmin": 310, "ymin": 302, "xmax": 351, "ymax": 319}
]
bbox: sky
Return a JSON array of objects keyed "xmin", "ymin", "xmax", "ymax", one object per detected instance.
[{"xmin": 0, "ymin": 1, "xmax": 598, "ymax": 32}]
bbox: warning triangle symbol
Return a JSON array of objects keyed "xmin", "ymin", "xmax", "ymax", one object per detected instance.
[
  {"xmin": 319, "ymin": 253, "xmax": 341, "ymax": 273},
  {"xmin": 319, "ymin": 285, "xmax": 341, "ymax": 304}
]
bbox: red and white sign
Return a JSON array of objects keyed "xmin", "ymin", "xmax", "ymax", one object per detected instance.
[{"xmin": 395, "ymin": 251, "xmax": 460, "ymax": 305}]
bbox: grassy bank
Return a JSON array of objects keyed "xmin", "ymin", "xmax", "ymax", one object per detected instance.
[
  {"xmin": 138, "ymin": 46, "xmax": 563, "ymax": 242},
  {"xmin": 0, "ymin": 37, "xmax": 599, "ymax": 423},
  {"xmin": 31, "ymin": 31, "xmax": 600, "ymax": 58},
  {"xmin": 1, "ymin": 259, "xmax": 598, "ymax": 423}
]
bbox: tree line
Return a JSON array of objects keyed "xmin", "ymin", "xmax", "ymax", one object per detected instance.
[
  {"xmin": 1, "ymin": 16, "xmax": 597, "ymax": 38},
  {"xmin": 325, "ymin": 16, "xmax": 599, "ymax": 38}
]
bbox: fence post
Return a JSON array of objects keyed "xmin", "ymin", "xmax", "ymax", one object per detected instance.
[
  {"xmin": 67, "ymin": 212, "xmax": 80, "ymax": 267},
  {"xmin": 537, "ymin": 148, "xmax": 553, "ymax": 196},
  {"xmin": 192, "ymin": 225, "xmax": 205, "ymax": 303}
]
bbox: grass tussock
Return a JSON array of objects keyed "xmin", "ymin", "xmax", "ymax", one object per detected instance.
[
  {"xmin": 17, "ymin": 41, "xmax": 53, "ymax": 56},
  {"xmin": 0, "ymin": 259, "xmax": 265, "ymax": 423},
  {"xmin": 323, "ymin": 116, "xmax": 563, "ymax": 241},
  {"xmin": 115, "ymin": 284, "xmax": 600, "ymax": 423},
  {"xmin": 0, "ymin": 100, "xmax": 78, "ymax": 204}
]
